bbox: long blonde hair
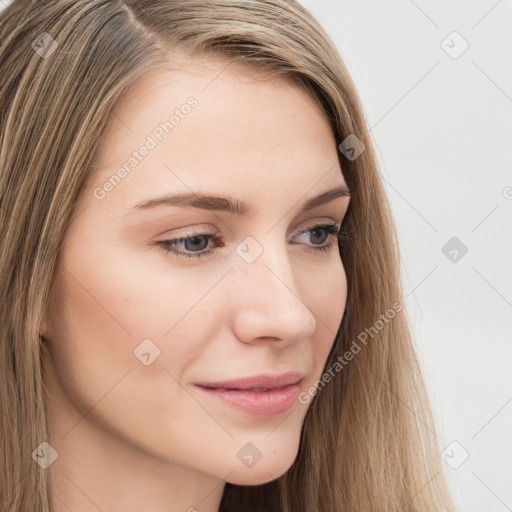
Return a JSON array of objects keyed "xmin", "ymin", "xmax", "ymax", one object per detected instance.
[{"xmin": 0, "ymin": 1, "xmax": 455, "ymax": 510}]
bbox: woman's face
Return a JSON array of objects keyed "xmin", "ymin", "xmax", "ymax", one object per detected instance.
[{"xmin": 41, "ymin": 58, "xmax": 350, "ymax": 489}]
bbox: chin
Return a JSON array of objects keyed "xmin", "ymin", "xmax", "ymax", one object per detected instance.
[
  {"xmin": 226, "ymin": 462, "xmax": 295, "ymax": 486},
  {"xmin": 223, "ymin": 444, "xmax": 299, "ymax": 486}
]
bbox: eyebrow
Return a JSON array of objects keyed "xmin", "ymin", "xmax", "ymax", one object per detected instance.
[{"xmin": 129, "ymin": 184, "xmax": 351, "ymax": 216}]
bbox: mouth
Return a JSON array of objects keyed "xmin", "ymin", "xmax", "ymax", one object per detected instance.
[{"xmin": 194, "ymin": 372, "xmax": 304, "ymax": 418}]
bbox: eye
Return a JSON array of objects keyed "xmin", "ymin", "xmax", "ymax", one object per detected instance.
[
  {"xmin": 156, "ymin": 222, "xmax": 346, "ymax": 260},
  {"xmin": 157, "ymin": 232, "xmax": 221, "ymax": 260},
  {"xmin": 292, "ymin": 223, "xmax": 340, "ymax": 253}
]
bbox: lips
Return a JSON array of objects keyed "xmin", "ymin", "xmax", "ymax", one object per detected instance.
[
  {"xmin": 194, "ymin": 371, "xmax": 304, "ymax": 418},
  {"xmin": 195, "ymin": 371, "xmax": 304, "ymax": 391}
]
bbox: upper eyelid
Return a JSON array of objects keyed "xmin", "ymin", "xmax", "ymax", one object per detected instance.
[
  {"xmin": 290, "ymin": 221, "xmax": 341, "ymax": 240},
  {"xmin": 161, "ymin": 218, "xmax": 342, "ymax": 240}
]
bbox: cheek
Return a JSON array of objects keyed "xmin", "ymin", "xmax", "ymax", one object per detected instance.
[
  {"xmin": 320, "ymin": 257, "xmax": 347, "ymax": 328},
  {"xmin": 43, "ymin": 253, "xmax": 227, "ymax": 462},
  {"xmin": 303, "ymin": 257, "xmax": 347, "ymax": 374},
  {"xmin": 44, "ymin": 241, "xmax": 227, "ymax": 407}
]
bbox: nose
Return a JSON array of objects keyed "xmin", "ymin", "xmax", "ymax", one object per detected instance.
[{"xmin": 229, "ymin": 241, "xmax": 317, "ymax": 347}]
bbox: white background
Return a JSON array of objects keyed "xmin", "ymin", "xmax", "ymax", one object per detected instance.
[
  {"xmin": 2, "ymin": 1, "xmax": 511, "ymax": 510},
  {"xmin": 299, "ymin": 1, "xmax": 512, "ymax": 511}
]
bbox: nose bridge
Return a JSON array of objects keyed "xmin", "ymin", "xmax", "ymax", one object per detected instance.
[{"xmin": 228, "ymin": 235, "xmax": 317, "ymax": 344}]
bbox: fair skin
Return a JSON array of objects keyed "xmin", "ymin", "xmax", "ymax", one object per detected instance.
[{"xmin": 41, "ymin": 56, "xmax": 350, "ymax": 512}]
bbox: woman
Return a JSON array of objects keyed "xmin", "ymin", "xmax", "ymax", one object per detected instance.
[{"xmin": 0, "ymin": 1, "xmax": 455, "ymax": 511}]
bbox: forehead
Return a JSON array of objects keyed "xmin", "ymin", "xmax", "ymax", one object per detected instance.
[{"xmin": 86, "ymin": 57, "xmax": 346, "ymax": 214}]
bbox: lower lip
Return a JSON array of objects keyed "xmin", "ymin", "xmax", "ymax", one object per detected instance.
[{"xmin": 195, "ymin": 383, "xmax": 301, "ymax": 418}]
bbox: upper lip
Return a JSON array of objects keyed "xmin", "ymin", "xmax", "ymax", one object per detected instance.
[{"xmin": 195, "ymin": 371, "xmax": 304, "ymax": 390}]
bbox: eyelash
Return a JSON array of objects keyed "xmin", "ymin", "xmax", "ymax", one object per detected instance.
[{"xmin": 156, "ymin": 222, "xmax": 348, "ymax": 260}]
